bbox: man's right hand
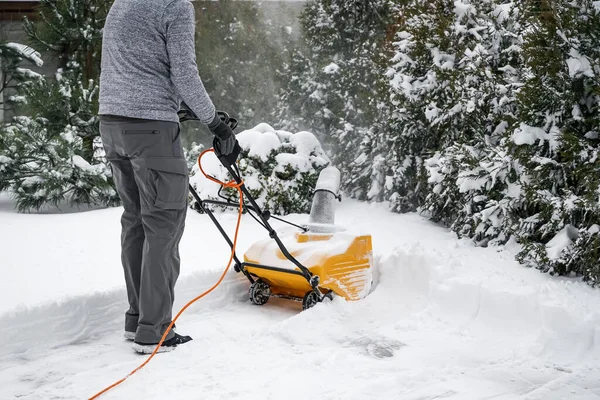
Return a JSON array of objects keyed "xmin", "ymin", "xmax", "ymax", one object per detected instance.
[
  {"xmin": 216, "ymin": 131, "xmax": 237, "ymax": 155},
  {"xmin": 208, "ymin": 112, "xmax": 238, "ymax": 155}
]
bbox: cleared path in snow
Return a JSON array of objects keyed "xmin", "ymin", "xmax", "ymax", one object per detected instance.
[{"xmin": 1, "ymin": 195, "xmax": 599, "ymax": 399}]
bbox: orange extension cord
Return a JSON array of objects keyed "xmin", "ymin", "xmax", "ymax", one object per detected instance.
[{"xmin": 89, "ymin": 149, "xmax": 244, "ymax": 399}]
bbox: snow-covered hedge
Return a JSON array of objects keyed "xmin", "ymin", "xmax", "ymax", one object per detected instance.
[{"xmin": 189, "ymin": 123, "xmax": 330, "ymax": 215}]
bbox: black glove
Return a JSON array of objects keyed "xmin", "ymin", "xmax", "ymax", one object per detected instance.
[{"xmin": 208, "ymin": 111, "xmax": 237, "ymax": 155}]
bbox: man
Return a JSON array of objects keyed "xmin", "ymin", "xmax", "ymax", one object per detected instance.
[{"xmin": 98, "ymin": 0, "xmax": 237, "ymax": 354}]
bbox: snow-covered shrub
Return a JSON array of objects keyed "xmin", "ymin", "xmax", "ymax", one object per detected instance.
[
  {"xmin": 0, "ymin": 0, "xmax": 123, "ymax": 212},
  {"xmin": 386, "ymin": 0, "xmax": 522, "ymax": 215},
  {"xmin": 0, "ymin": 64, "xmax": 119, "ymax": 211},
  {"xmin": 22, "ymin": 0, "xmax": 111, "ymax": 161},
  {"xmin": 183, "ymin": 142, "xmax": 205, "ymax": 171},
  {"xmin": 424, "ymin": 141, "xmax": 524, "ymax": 247},
  {"xmin": 507, "ymin": 0, "xmax": 600, "ymax": 283},
  {"xmin": 572, "ymin": 226, "xmax": 600, "ymax": 287},
  {"xmin": 386, "ymin": 0, "xmax": 600, "ymax": 286},
  {"xmin": 189, "ymin": 123, "xmax": 330, "ymax": 215},
  {"xmin": 0, "ymin": 116, "xmax": 118, "ymax": 211}
]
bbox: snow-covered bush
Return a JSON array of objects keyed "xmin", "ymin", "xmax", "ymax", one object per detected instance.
[
  {"xmin": 0, "ymin": 0, "xmax": 122, "ymax": 212},
  {"xmin": 424, "ymin": 142, "xmax": 523, "ymax": 246},
  {"xmin": 0, "ymin": 116, "xmax": 118, "ymax": 211},
  {"xmin": 507, "ymin": 0, "xmax": 600, "ymax": 283},
  {"xmin": 0, "ymin": 61, "xmax": 120, "ymax": 211},
  {"xmin": 384, "ymin": 0, "xmax": 600, "ymax": 285},
  {"xmin": 189, "ymin": 123, "xmax": 330, "ymax": 215},
  {"xmin": 183, "ymin": 142, "xmax": 205, "ymax": 171},
  {"xmin": 387, "ymin": 0, "xmax": 522, "ymax": 216}
]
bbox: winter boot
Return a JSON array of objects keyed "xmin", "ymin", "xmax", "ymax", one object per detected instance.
[{"xmin": 132, "ymin": 332, "xmax": 193, "ymax": 354}]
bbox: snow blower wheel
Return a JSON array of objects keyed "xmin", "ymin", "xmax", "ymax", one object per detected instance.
[
  {"xmin": 249, "ymin": 280, "xmax": 270, "ymax": 306},
  {"xmin": 302, "ymin": 291, "xmax": 320, "ymax": 310}
]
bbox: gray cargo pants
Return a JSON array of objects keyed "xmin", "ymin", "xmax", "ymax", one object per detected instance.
[{"xmin": 99, "ymin": 115, "xmax": 188, "ymax": 343}]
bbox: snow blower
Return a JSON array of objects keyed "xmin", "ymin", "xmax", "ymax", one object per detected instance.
[
  {"xmin": 87, "ymin": 111, "xmax": 375, "ymax": 399},
  {"xmin": 180, "ymin": 109, "xmax": 374, "ymax": 309}
]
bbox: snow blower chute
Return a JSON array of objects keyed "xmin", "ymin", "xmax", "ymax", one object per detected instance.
[{"xmin": 181, "ymin": 109, "xmax": 373, "ymax": 310}]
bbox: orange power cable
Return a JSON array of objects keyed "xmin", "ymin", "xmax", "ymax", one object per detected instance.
[{"xmin": 89, "ymin": 149, "xmax": 243, "ymax": 399}]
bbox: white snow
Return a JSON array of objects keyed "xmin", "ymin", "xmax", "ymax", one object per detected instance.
[
  {"xmin": 288, "ymin": 130, "xmax": 325, "ymax": 159},
  {"xmin": 430, "ymin": 48, "xmax": 455, "ymax": 70},
  {"xmin": 512, "ymin": 122, "xmax": 561, "ymax": 152},
  {"xmin": 251, "ymin": 122, "xmax": 275, "ymax": 134},
  {"xmin": 453, "ymin": 0, "xmax": 476, "ymax": 21},
  {"xmin": 457, "ymin": 168, "xmax": 488, "ymax": 192},
  {"xmin": 244, "ymin": 231, "xmax": 358, "ymax": 272},
  {"xmin": 16, "ymin": 67, "xmax": 42, "ymax": 79},
  {"xmin": 5, "ymin": 42, "xmax": 44, "ymax": 67},
  {"xmin": 546, "ymin": 225, "xmax": 578, "ymax": 260},
  {"xmin": 506, "ymin": 182, "xmax": 522, "ymax": 198},
  {"xmin": 425, "ymin": 103, "xmax": 440, "ymax": 121},
  {"xmin": 566, "ymin": 49, "xmax": 594, "ymax": 78},
  {"xmin": 7, "ymin": 95, "xmax": 27, "ymax": 104},
  {"xmin": 493, "ymin": 120, "xmax": 509, "ymax": 136},
  {"xmin": 1, "ymin": 189, "xmax": 600, "ymax": 399},
  {"xmin": 314, "ymin": 166, "xmax": 341, "ymax": 193},
  {"xmin": 323, "ymin": 62, "xmax": 340, "ymax": 74},
  {"xmin": 20, "ymin": 176, "xmax": 44, "ymax": 187},
  {"xmin": 236, "ymin": 128, "xmax": 281, "ymax": 159},
  {"xmin": 494, "ymin": 3, "xmax": 515, "ymax": 23},
  {"xmin": 72, "ymin": 154, "xmax": 104, "ymax": 174}
]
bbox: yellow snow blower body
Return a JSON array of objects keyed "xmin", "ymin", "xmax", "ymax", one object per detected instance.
[
  {"xmin": 243, "ymin": 231, "xmax": 373, "ymax": 302},
  {"xmin": 239, "ymin": 166, "xmax": 374, "ymax": 309}
]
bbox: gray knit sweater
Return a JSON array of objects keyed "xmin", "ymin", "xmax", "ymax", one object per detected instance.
[{"xmin": 99, "ymin": 0, "xmax": 216, "ymax": 124}]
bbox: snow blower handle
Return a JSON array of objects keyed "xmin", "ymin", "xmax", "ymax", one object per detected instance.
[{"xmin": 213, "ymin": 111, "xmax": 242, "ymax": 169}]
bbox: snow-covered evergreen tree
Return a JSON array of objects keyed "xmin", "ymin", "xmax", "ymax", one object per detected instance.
[
  {"xmin": 276, "ymin": 0, "xmax": 396, "ymax": 200},
  {"xmin": 387, "ymin": 0, "xmax": 522, "ymax": 222},
  {"xmin": 0, "ymin": 0, "xmax": 119, "ymax": 211},
  {"xmin": 23, "ymin": 0, "xmax": 110, "ymax": 162},
  {"xmin": 0, "ymin": 68, "xmax": 119, "ymax": 212},
  {"xmin": 509, "ymin": 0, "xmax": 600, "ymax": 284}
]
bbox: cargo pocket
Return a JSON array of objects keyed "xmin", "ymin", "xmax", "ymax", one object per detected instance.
[{"xmin": 145, "ymin": 157, "xmax": 189, "ymax": 209}]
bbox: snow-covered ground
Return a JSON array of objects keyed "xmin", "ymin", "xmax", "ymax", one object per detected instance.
[{"xmin": 1, "ymin": 192, "xmax": 600, "ymax": 399}]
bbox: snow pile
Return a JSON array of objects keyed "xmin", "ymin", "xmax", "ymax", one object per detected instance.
[{"xmin": 190, "ymin": 123, "xmax": 330, "ymax": 215}]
